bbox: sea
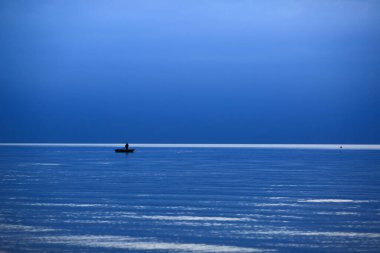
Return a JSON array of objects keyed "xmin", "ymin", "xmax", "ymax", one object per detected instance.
[{"xmin": 1, "ymin": 144, "xmax": 380, "ymax": 253}]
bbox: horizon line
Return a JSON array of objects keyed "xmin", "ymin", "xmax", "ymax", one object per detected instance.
[{"xmin": 1, "ymin": 143, "xmax": 380, "ymax": 150}]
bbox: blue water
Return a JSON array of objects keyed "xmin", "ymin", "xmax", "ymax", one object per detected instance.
[{"xmin": 1, "ymin": 146, "xmax": 380, "ymax": 252}]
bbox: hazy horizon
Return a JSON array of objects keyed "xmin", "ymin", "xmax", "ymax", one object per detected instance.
[{"xmin": 1, "ymin": 143, "xmax": 380, "ymax": 150}]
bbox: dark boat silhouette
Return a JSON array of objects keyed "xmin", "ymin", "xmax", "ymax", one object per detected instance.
[{"xmin": 115, "ymin": 148, "xmax": 135, "ymax": 153}]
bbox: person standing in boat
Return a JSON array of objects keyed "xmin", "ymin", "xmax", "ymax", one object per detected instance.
[{"xmin": 125, "ymin": 143, "xmax": 129, "ymax": 150}]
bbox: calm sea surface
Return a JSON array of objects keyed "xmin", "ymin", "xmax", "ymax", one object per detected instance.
[{"xmin": 1, "ymin": 146, "xmax": 380, "ymax": 253}]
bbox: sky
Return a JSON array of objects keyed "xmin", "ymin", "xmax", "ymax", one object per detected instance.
[{"xmin": 0, "ymin": 0, "xmax": 380, "ymax": 144}]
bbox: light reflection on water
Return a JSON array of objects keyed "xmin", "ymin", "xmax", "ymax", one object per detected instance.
[{"xmin": 0, "ymin": 147, "xmax": 380, "ymax": 252}]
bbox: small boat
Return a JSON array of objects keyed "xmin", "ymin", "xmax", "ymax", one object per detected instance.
[{"xmin": 115, "ymin": 148, "xmax": 135, "ymax": 153}]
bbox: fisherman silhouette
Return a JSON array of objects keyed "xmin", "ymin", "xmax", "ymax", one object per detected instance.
[{"xmin": 115, "ymin": 143, "xmax": 134, "ymax": 153}]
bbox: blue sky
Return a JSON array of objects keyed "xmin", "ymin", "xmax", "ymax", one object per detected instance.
[{"xmin": 1, "ymin": 0, "xmax": 379, "ymax": 143}]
